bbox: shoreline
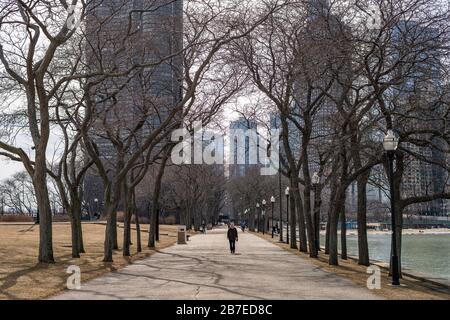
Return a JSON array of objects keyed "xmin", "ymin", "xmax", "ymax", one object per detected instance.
[
  {"xmin": 317, "ymin": 228, "xmax": 450, "ymax": 285},
  {"xmin": 253, "ymin": 231, "xmax": 450, "ymax": 300},
  {"xmin": 320, "ymin": 228, "xmax": 450, "ymax": 236}
]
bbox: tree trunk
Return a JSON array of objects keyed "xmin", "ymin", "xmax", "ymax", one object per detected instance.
[
  {"xmin": 103, "ymin": 203, "xmax": 116, "ymax": 262},
  {"xmin": 325, "ymin": 181, "xmax": 338, "ymax": 255},
  {"xmin": 135, "ymin": 208, "xmax": 142, "ymax": 253},
  {"xmin": 193, "ymin": 206, "xmax": 200, "ymax": 231},
  {"xmin": 148, "ymin": 202, "xmax": 157, "ymax": 248},
  {"xmin": 357, "ymin": 173, "xmax": 370, "ymax": 266},
  {"xmin": 289, "ymin": 190, "xmax": 297, "ymax": 249},
  {"xmin": 73, "ymin": 197, "xmax": 85, "ymax": 254},
  {"xmin": 300, "ymin": 127, "xmax": 317, "ymax": 257},
  {"xmin": 57, "ymin": 182, "xmax": 81, "ymax": 258},
  {"xmin": 250, "ymin": 210, "xmax": 255, "ymax": 232},
  {"xmin": 112, "ymin": 211, "xmax": 118, "ymax": 250},
  {"xmin": 103, "ymin": 181, "xmax": 121, "ymax": 262},
  {"xmin": 303, "ymin": 185, "xmax": 317, "ymax": 258},
  {"xmin": 329, "ymin": 141, "xmax": 349, "ymax": 266},
  {"xmin": 292, "ymin": 184, "xmax": 307, "ymax": 252},
  {"xmin": 148, "ymin": 152, "xmax": 169, "ymax": 242},
  {"xmin": 329, "ymin": 187, "xmax": 345, "ymax": 266},
  {"xmin": 68, "ymin": 196, "xmax": 85, "ymax": 258},
  {"xmin": 123, "ymin": 207, "xmax": 131, "ymax": 256},
  {"xmin": 328, "ymin": 204, "xmax": 339, "ymax": 265},
  {"xmin": 396, "ymin": 207, "xmax": 403, "ymax": 278},
  {"xmin": 180, "ymin": 207, "xmax": 186, "ymax": 227},
  {"xmin": 33, "ymin": 170, "xmax": 54, "ymax": 263},
  {"xmin": 325, "ymin": 217, "xmax": 330, "ymax": 254},
  {"xmin": 349, "ymin": 120, "xmax": 370, "ymax": 266},
  {"xmin": 68, "ymin": 196, "xmax": 84, "ymax": 258},
  {"xmin": 156, "ymin": 208, "xmax": 160, "ymax": 242},
  {"xmin": 187, "ymin": 208, "xmax": 191, "ymax": 230},
  {"xmin": 77, "ymin": 217, "xmax": 85, "ymax": 254},
  {"xmin": 313, "ymin": 186, "xmax": 321, "ymax": 251},
  {"xmin": 123, "ymin": 183, "xmax": 134, "ymax": 257},
  {"xmin": 340, "ymin": 203, "xmax": 347, "ymax": 260},
  {"xmin": 70, "ymin": 209, "xmax": 80, "ymax": 258}
]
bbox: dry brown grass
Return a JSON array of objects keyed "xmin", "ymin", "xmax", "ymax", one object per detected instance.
[
  {"xmin": 0, "ymin": 223, "xmax": 181, "ymax": 300},
  {"xmin": 253, "ymin": 232, "xmax": 450, "ymax": 300}
]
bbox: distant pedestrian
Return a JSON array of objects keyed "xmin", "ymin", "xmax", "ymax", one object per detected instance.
[
  {"xmin": 201, "ymin": 221, "xmax": 206, "ymax": 234},
  {"xmin": 227, "ymin": 222, "xmax": 238, "ymax": 254}
]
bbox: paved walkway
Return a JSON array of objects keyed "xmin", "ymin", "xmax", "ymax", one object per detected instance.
[{"xmin": 52, "ymin": 228, "xmax": 381, "ymax": 300}]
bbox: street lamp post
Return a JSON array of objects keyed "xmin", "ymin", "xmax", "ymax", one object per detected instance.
[
  {"xmin": 271, "ymin": 196, "xmax": 276, "ymax": 238},
  {"xmin": 285, "ymin": 187, "xmax": 290, "ymax": 245},
  {"xmin": 383, "ymin": 130, "xmax": 401, "ymax": 286},
  {"xmin": 279, "ymin": 191, "xmax": 284, "ymax": 242},
  {"xmin": 311, "ymin": 172, "xmax": 320, "ymax": 251},
  {"xmin": 156, "ymin": 207, "xmax": 160, "ymax": 242},
  {"xmin": 94, "ymin": 198, "xmax": 99, "ymax": 219},
  {"xmin": 446, "ymin": 202, "xmax": 449, "ymax": 222},
  {"xmin": 256, "ymin": 203, "xmax": 260, "ymax": 233},
  {"xmin": 262, "ymin": 199, "xmax": 266, "ymax": 235}
]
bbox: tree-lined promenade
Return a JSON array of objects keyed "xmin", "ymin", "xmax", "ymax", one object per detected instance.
[
  {"xmin": 0, "ymin": 0, "xmax": 287, "ymax": 263},
  {"xmin": 0, "ymin": 224, "xmax": 448, "ymax": 299},
  {"xmin": 0, "ymin": 0, "xmax": 450, "ymax": 297},
  {"xmin": 50, "ymin": 227, "xmax": 448, "ymax": 300}
]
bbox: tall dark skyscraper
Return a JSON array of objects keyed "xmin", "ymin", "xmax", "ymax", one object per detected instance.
[
  {"xmin": 84, "ymin": 0, "xmax": 183, "ymax": 207},
  {"xmin": 307, "ymin": 0, "xmax": 330, "ymax": 19},
  {"xmin": 229, "ymin": 117, "xmax": 259, "ymax": 177},
  {"xmin": 392, "ymin": 21, "xmax": 447, "ymax": 216},
  {"xmin": 293, "ymin": 0, "xmax": 348, "ymax": 169},
  {"xmin": 295, "ymin": 0, "xmax": 361, "ymax": 210}
]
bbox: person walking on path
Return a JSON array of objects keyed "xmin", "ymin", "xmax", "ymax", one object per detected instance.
[
  {"xmin": 227, "ymin": 223, "xmax": 238, "ymax": 254},
  {"xmin": 201, "ymin": 220, "xmax": 206, "ymax": 234}
]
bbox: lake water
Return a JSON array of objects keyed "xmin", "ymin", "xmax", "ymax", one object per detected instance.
[{"xmin": 320, "ymin": 233, "xmax": 450, "ymax": 281}]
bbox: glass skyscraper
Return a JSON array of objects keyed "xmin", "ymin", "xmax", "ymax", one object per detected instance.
[{"xmin": 84, "ymin": 0, "xmax": 183, "ymax": 208}]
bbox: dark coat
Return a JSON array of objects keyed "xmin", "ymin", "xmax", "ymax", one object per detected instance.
[{"xmin": 227, "ymin": 227, "xmax": 238, "ymax": 241}]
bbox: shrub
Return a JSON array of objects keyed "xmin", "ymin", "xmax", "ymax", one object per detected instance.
[
  {"xmin": 116, "ymin": 211, "xmax": 126, "ymax": 223},
  {"xmin": 161, "ymin": 216, "xmax": 176, "ymax": 225},
  {"xmin": 0, "ymin": 214, "xmax": 34, "ymax": 223},
  {"xmin": 52, "ymin": 215, "xmax": 70, "ymax": 222},
  {"xmin": 116, "ymin": 211, "xmax": 149, "ymax": 224}
]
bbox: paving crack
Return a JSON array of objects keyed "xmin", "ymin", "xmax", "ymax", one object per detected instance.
[{"xmin": 195, "ymin": 285, "xmax": 201, "ymax": 300}]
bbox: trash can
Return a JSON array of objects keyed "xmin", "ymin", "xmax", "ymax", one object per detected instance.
[{"xmin": 177, "ymin": 226, "xmax": 187, "ymax": 245}]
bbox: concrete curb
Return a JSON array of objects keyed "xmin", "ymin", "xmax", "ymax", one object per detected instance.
[{"xmin": 363, "ymin": 258, "xmax": 450, "ymax": 290}]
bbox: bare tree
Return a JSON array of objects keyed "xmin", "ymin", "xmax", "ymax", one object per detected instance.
[
  {"xmin": 0, "ymin": 171, "xmax": 36, "ymax": 215},
  {"xmin": 75, "ymin": 0, "xmax": 287, "ymax": 262}
]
